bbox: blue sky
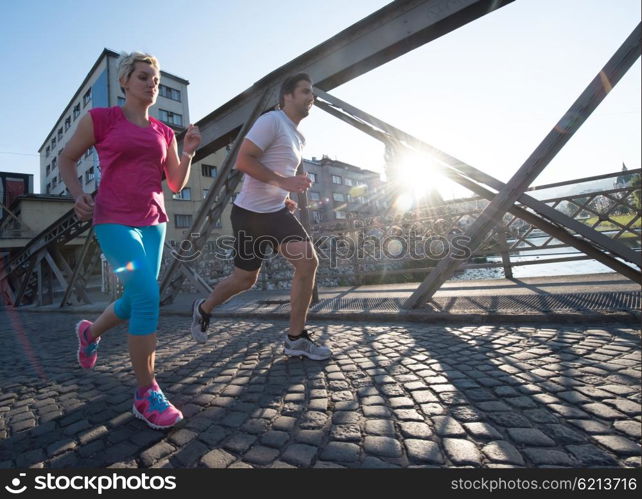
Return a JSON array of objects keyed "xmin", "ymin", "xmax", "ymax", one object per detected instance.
[{"xmin": 1, "ymin": 0, "xmax": 639, "ymax": 196}]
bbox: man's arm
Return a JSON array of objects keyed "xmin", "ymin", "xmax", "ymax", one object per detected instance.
[{"xmin": 235, "ymin": 139, "xmax": 311, "ymax": 193}]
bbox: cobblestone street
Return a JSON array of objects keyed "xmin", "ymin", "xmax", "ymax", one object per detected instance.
[{"xmin": 1, "ymin": 310, "xmax": 640, "ymax": 469}]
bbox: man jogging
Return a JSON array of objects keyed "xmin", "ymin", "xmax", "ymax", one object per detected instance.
[{"xmin": 190, "ymin": 73, "xmax": 330, "ymax": 361}]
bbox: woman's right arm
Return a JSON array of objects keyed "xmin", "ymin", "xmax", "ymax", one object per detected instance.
[{"xmin": 59, "ymin": 113, "xmax": 96, "ymax": 220}]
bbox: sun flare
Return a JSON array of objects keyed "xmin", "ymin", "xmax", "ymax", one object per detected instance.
[{"xmin": 390, "ymin": 152, "xmax": 463, "ymax": 210}]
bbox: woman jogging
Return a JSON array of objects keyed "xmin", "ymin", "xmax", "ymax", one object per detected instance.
[{"xmin": 60, "ymin": 51, "xmax": 201, "ymax": 429}]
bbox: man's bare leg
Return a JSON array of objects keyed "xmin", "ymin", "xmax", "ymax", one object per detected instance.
[
  {"xmin": 279, "ymin": 240, "xmax": 318, "ymax": 336},
  {"xmin": 200, "ymin": 267, "xmax": 260, "ymax": 314}
]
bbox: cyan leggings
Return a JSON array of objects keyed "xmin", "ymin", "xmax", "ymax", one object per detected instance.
[{"xmin": 94, "ymin": 223, "xmax": 166, "ymax": 335}]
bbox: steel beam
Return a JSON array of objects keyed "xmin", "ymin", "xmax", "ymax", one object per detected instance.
[{"xmin": 188, "ymin": 0, "xmax": 513, "ymax": 161}]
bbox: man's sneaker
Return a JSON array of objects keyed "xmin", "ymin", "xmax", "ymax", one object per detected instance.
[
  {"xmin": 132, "ymin": 382, "xmax": 183, "ymax": 430},
  {"xmin": 190, "ymin": 298, "xmax": 210, "ymax": 343},
  {"xmin": 76, "ymin": 320, "xmax": 100, "ymax": 369},
  {"xmin": 284, "ymin": 329, "xmax": 331, "ymax": 360}
]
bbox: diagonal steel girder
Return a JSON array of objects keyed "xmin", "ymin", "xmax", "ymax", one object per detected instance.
[
  {"xmin": 404, "ymin": 23, "xmax": 642, "ymax": 308},
  {"xmin": 312, "ymin": 86, "xmax": 641, "ymax": 269},
  {"xmin": 313, "ymin": 93, "xmax": 641, "ymax": 283},
  {"xmin": 187, "ymin": 0, "xmax": 513, "ymax": 162}
]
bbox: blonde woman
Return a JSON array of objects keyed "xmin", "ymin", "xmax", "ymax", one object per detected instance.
[{"xmin": 60, "ymin": 51, "xmax": 201, "ymax": 429}]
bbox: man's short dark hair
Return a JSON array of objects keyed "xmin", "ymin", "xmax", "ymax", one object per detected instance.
[{"xmin": 279, "ymin": 73, "xmax": 312, "ymax": 108}]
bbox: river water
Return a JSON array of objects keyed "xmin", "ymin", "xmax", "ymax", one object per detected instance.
[{"xmin": 454, "ymin": 234, "xmax": 640, "ymax": 281}]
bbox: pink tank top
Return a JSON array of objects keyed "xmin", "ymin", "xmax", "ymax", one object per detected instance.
[{"xmin": 90, "ymin": 107, "xmax": 174, "ymax": 226}]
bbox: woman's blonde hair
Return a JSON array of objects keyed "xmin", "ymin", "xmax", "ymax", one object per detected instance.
[{"xmin": 117, "ymin": 51, "xmax": 160, "ymax": 92}]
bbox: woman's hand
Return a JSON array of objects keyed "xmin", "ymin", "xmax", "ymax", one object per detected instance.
[
  {"xmin": 183, "ymin": 124, "xmax": 201, "ymax": 156},
  {"xmin": 74, "ymin": 193, "xmax": 94, "ymax": 221}
]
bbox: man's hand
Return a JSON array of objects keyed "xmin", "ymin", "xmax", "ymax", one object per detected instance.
[
  {"xmin": 285, "ymin": 198, "xmax": 298, "ymax": 213},
  {"xmin": 279, "ymin": 174, "xmax": 311, "ymax": 193},
  {"xmin": 74, "ymin": 193, "xmax": 94, "ymax": 221}
]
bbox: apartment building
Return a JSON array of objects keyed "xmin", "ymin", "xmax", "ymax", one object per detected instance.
[{"xmin": 302, "ymin": 155, "xmax": 387, "ymax": 224}]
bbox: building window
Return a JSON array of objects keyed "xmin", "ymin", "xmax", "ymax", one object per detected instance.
[
  {"xmin": 175, "ymin": 214, "xmax": 192, "ymax": 228},
  {"xmin": 159, "ymin": 109, "xmax": 183, "ymax": 127},
  {"xmin": 172, "ymin": 187, "xmax": 191, "ymax": 200},
  {"xmin": 309, "ymin": 191, "xmax": 320, "ymax": 201},
  {"xmin": 65, "ymin": 117, "xmax": 71, "ymax": 131},
  {"xmin": 201, "ymin": 164, "xmax": 217, "ymax": 177},
  {"xmin": 85, "ymin": 167, "xmax": 94, "ymax": 183},
  {"xmin": 335, "ymin": 211, "xmax": 346, "ymax": 219},
  {"xmin": 73, "ymin": 103, "xmax": 80, "ymax": 120},
  {"xmin": 46, "ymin": 183, "xmax": 51, "ymax": 194},
  {"xmin": 46, "ymin": 164, "xmax": 51, "ymax": 176},
  {"xmin": 202, "ymin": 189, "xmax": 209, "ymax": 199},
  {"xmin": 57, "ymin": 128, "xmax": 63, "ymax": 141},
  {"xmin": 333, "ymin": 192, "xmax": 345, "ymax": 202},
  {"xmin": 312, "ymin": 210, "xmax": 321, "ymax": 223},
  {"xmin": 159, "ymin": 84, "xmax": 181, "ymax": 101},
  {"xmin": 51, "ymin": 137, "xmax": 56, "ymax": 149},
  {"xmin": 52, "ymin": 177, "xmax": 57, "ymax": 188},
  {"xmin": 46, "ymin": 146, "xmax": 50, "ymax": 158},
  {"xmin": 308, "ymin": 172, "xmax": 317, "ymax": 183},
  {"xmin": 117, "ymin": 96, "xmax": 126, "ymax": 106},
  {"xmin": 344, "ymin": 177, "xmax": 353, "ymax": 186},
  {"xmin": 332, "ymin": 175, "xmax": 342, "ymax": 185},
  {"xmin": 83, "ymin": 88, "xmax": 91, "ymax": 107},
  {"xmin": 51, "ymin": 157, "xmax": 57, "ymax": 170}
]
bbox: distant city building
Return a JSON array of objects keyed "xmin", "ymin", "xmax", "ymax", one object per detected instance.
[
  {"xmin": 302, "ymin": 155, "xmax": 387, "ymax": 224},
  {"xmin": 0, "ymin": 171, "xmax": 33, "ymax": 223}
]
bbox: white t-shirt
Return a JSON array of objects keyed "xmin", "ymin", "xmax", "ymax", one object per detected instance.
[{"xmin": 233, "ymin": 110, "xmax": 305, "ymax": 213}]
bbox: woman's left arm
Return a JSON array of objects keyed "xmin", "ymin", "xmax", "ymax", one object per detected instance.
[{"xmin": 165, "ymin": 124, "xmax": 201, "ymax": 193}]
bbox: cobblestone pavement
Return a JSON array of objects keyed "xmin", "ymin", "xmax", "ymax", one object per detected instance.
[{"xmin": 0, "ymin": 310, "xmax": 640, "ymax": 469}]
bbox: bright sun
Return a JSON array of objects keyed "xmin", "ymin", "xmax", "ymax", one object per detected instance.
[{"xmin": 391, "ymin": 152, "xmax": 461, "ymax": 210}]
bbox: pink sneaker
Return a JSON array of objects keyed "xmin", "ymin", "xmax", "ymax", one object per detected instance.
[
  {"xmin": 132, "ymin": 382, "xmax": 183, "ymax": 430},
  {"xmin": 76, "ymin": 320, "xmax": 100, "ymax": 369}
]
